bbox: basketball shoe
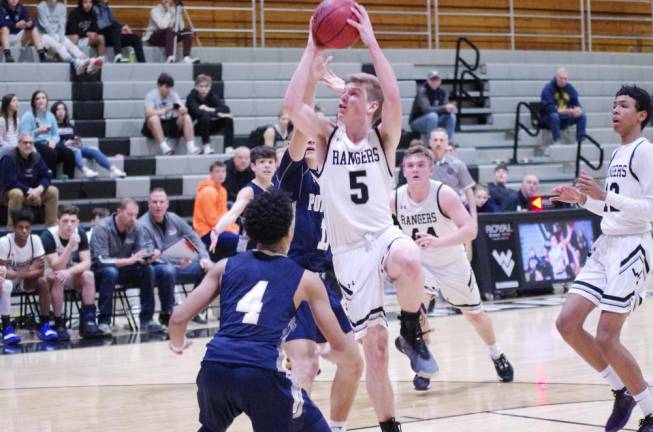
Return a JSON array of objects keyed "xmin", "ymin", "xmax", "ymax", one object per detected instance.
[
  {"xmin": 395, "ymin": 311, "xmax": 438, "ymax": 377},
  {"xmin": 605, "ymin": 388, "xmax": 636, "ymax": 432},
  {"xmin": 492, "ymin": 354, "xmax": 514, "ymax": 382},
  {"xmin": 639, "ymin": 415, "xmax": 653, "ymax": 432}
]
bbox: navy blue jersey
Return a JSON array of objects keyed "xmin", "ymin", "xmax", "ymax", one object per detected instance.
[
  {"xmin": 204, "ymin": 251, "xmax": 305, "ymax": 371},
  {"xmin": 274, "ymin": 151, "xmax": 331, "ymax": 272},
  {"xmin": 243, "ymin": 180, "xmax": 270, "ymax": 249}
]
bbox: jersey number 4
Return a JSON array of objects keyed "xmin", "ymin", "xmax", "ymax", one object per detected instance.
[
  {"xmin": 411, "ymin": 227, "xmax": 437, "ymax": 240},
  {"xmin": 236, "ymin": 281, "xmax": 268, "ymax": 325},
  {"xmin": 349, "ymin": 170, "xmax": 369, "ymax": 204}
]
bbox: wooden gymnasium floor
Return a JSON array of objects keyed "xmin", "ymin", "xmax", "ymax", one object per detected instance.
[{"xmin": 2, "ymin": 293, "xmax": 652, "ymax": 431}]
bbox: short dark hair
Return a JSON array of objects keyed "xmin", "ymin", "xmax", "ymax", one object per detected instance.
[
  {"xmin": 210, "ymin": 160, "xmax": 225, "ymax": 171},
  {"xmin": 92, "ymin": 207, "xmax": 110, "ymax": 220},
  {"xmin": 50, "ymin": 101, "xmax": 71, "ymax": 127},
  {"xmin": 615, "ymin": 85, "xmax": 652, "ymax": 130},
  {"xmin": 11, "ymin": 208, "xmax": 34, "ymax": 226},
  {"xmin": 157, "ymin": 73, "xmax": 175, "ymax": 88},
  {"xmin": 243, "ymin": 190, "xmax": 293, "ymax": 246},
  {"xmin": 150, "ymin": 187, "xmax": 167, "ymax": 196},
  {"xmin": 58, "ymin": 205, "xmax": 80, "ymax": 218},
  {"xmin": 118, "ymin": 197, "xmax": 138, "ymax": 211},
  {"xmin": 250, "ymin": 145, "xmax": 277, "ymax": 163},
  {"xmin": 494, "ymin": 163, "xmax": 509, "ymax": 172}
]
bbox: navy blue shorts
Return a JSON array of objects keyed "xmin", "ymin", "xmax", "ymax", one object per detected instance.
[
  {"xmin": 286, "ymin": 272, "xmax": 352, "ymax": 343},
  {"xmin": 196, "ymin": 361, "xmax": 330, "ymax": 432}
]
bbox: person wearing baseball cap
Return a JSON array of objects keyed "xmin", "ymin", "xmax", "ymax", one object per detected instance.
[{"xmin": 409, "ymin": 69, "xmax": 457, "ymax": 144}]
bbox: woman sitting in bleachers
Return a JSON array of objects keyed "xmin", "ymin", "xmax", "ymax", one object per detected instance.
[
  {"xmin": 51, "ymin": 101, "xmax": 126, "ymax": 178},
  {"xmin": 18, "ymin": 90, "xmax": 76, "ymax": 179},
  {"xmin": 0, "ymin": 93, "xmax": 19, "ymax": 157}
]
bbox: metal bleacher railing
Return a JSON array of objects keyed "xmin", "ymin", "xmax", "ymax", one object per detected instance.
[{"xmin": 38, "ymin": 0, "xmax": 653, "ymax": 51}]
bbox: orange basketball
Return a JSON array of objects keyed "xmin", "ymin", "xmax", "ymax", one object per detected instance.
[{"xmin": 312, "ymin": 0, "xmax": 359, "ymax": 49}]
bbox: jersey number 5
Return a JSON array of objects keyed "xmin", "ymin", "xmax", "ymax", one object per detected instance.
[
  {"xmin": 349, "ymin": 170, "xmax": 369, "ymax": 204},
  {"xmin": 236, "ymin": 281, "xmax": 268, "ymax": 325}
]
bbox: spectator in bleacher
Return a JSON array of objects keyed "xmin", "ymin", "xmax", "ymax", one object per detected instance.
[
  {"xmin": 263, "ymin": 109, "xmax": 292, "ymax": 148},
  {"xmin": 0, "ymin": 208, "xmax": 56, "ymax": 341},
  {"xmin": 223, "ymin": 146, "xmax": 254, "ymax": 202},
  {"xmin": 186, "ymin": 74, "xmax": 234, "ymax": 155},
  {"xmin": 92, "ymin": 0, "xmax": 145, "ymax": 63},
  {"xmin": 474, "ymin": 184, "xmax": 499, "ymax": 213},
  {"xmin": 142, "ymin": 0, "xmax": 199, "ymax": 64},
  {"xmin": 209, "ymin": 146, "xmax": 277, "ymax": 253},
  {"xmin": 19, "ymin": 90, "xmax": 76, "ymax": 179},
  {"xmin": 37, "ymin": 0, "xmax": 102, "ymax": 75},
  {"xmin": 41, "ymin": 205, "xmax": 102, "ymax": 340},
  {"xmin": 0, "ymin": 264, "xmax": 21, "ymax": 345},
  {"xmin": 539, "ymin": 67, "xmax": 587, "ymax": 149},
  {"xmin": 51, "ymin": 101, "xmax": 126, "ymax": 178},
  {"xmin": 139, "ymin": 188, "xmax": 212, "ymax": 327},
  {"xmin": 1, "ymin": 0, "xmax": 48, "ymax": 63},
  {"xmin": 429, "ymin": 128, "xmax": 476, "ymax": 215},
  {"xmin": 487, "ymin": 163, "xmax": 515, "ymax": 211},
  {"xmin": 86, "ymin": 206, "xmax": 109, "ymax": 241},
  {"xmin": 409, "ymin": 70, "xmax": 457, "ymax": 143},
  {"xmin": 90, "ymin": 198, "xmax": 164, "ymax": 336},
  {"xmin": 65, "ymin": 0, "xmax": 106, "ymax": 63},
  {"xmin": 142, "ymin": 72, "xmax": 199, "ymax": 156},
  {"xmin": 193, "ymin": 161, "xmax": 239, "ymax": 262},
  {"xmin": 0, "ymin": 93, "xmax": 18, "ymax": 156},
  {"xmin": 0, "ymin": 132, "xmax": 60, "ymax": 226},
  {"xmin": 502, "ymin": 174, "xmax": 540, "ymax": 212}
]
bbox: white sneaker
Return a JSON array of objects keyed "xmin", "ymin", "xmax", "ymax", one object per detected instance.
[
  {"xmin": 202, "ymin": 144, "xmax": 215, "ymax": 155},
  {"xmin": 87, "ymin": 57, "xmax": 104, "ymax": 75},
  {"xmin": 74, "ymin": 58, "xmax": 90, "ymax": 76},
  {"xmin": 83, "ymin": 167, "xmax": 99, "ymax": 178},
  {"xmin": 182, "ymin": 56, "xmax": 200, "ymax": 64},
  {"xmin": 186, "ymin": 142, "xmax": 201, "ymax": 155},
  {"xmin": 166, "ymin": 56, "xmax": 176, "ymax": 63},
  {"xmin": 160, "ymin": 141, "xmax": 174, "ymax": 155},
  {"xmin": 114, "ymin": 54, "xmax": 129, "ymax": 63},
  {"xmin": 110, "ymin": 167, "xmax": 127, "ymax": 178}
]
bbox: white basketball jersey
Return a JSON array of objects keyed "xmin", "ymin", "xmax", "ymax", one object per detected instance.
[
  {"xmin": 317, "ymin": 125, "xmax": 394, "ymax": 248},
  {"xmin": 395, "ymin": 180, "xmax": 465, "ymax": 266},
  {"xmin": 601, "ymin": 137, "xmax": 653, "ymax": 235}
]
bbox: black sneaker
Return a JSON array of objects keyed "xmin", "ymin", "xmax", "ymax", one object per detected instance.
[
  {"xmin": 5, "ymin": 52, "xmax": 15, "ymax": 63},
  {"xmin": 606, "ymin": 388, "xmax": 636, "ymax": 432},
  {"xmin": 639, "ymin": 415, "xmax": 653, "ymax": 432},
  {"xmin": 159, "ymin": 312, "xmax": 171, "ymax": 327},
  {"xmin": 80, "ymin": 319, "xmax": 103, "ymax": 339},
  {"xmin": 379, "ymin": 418, "xmax": 402, "ymax": 432},
  {"xmin": 396, "ymin": 312, "xmax": 439, "ymax": 377},
  {"xmin": 492, "ymin": 354, "xmax": 514, "ymax": 382},
  {"xmin": 55, "ymin": 325, "xmax": 71, "ymax": 342},
  {"xmin": 413, "ymin": 374, "xmax": 431, "ymax": 391}
]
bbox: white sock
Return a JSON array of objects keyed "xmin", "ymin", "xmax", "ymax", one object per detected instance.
[
  {"xmin": 600, "ymin": 365, "xmax": 625, "ymax": 391},
  {"xmin": 160, "ymin": 140, "xmax": 169, "ymax": 151},
  {"xmin": 330, "ymin": 420, "xmax": 346, "ymax": 432},
  {"xmin": 488, "ymin": 343, "xmax": 502, "ymax": 360},
  {"xmin": 186, "ymin": 140, "xmax": 197, "ymax": 151},
  {"xmin": 634, "ymin": 388, "xmax": 653, "ymax": 417}
]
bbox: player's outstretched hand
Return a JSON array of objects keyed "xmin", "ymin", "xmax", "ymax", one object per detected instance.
[
  {"xmin": 169, "ymin": 337, "xmax": 193, "ymax": 355},
  {"xmin": 306, "ymin": 16, "xmax": 324, "ymax": 53},
  {"xmin": 310, "ymin": 53, "xmax": 333, "ymax": 80},
  {"xmin": 576, "ymin": 171, "xmax": 606, "ymax": 201},
  {"xmin": 321, "ymin": 69, "xmax": 345, "ymax": 95},
  {"xmin": 347, "ymin": 3, "xmax": 376, "ymax": 48},
  {"xmin": 551, "ymin": 185, "xmax": 582, "ymax": 204},
  {"xmin": 415, "ymin": 232, "xmax": 440, "ymax": 249}
]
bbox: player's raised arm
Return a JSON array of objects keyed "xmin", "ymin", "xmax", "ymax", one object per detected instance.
[
  {"xmin": 348, "ymin": 3, "xmax": 402, "ymax": 150},
  {"xmin": 284, "ymin": 20, "xmax": 332, "ymax": 145}
]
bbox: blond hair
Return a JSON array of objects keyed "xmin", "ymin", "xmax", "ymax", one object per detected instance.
[
  {"xmin": 403, "ymin": 143, "xmax": 434, "ymax": 163},
  {"xmin": 346, "ymin": 73, "xmax": 384, "ymax": 122}
]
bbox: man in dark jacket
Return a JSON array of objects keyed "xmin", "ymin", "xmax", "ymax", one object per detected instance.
[
  {"xmin": 502, "ymin": 174, "xmax": 540, "ymax": 212},
  {"xmin": 409, "ymin": 70, "xmax": 457, "ymax": 143},
  {"xmin": 487, "ymin": 163, "xmax": 515, "ymax": 210},
  {"xmin": 186, "ymin": 74, "xmax": 234, "ymax": 154},
  {"xmin": 92, "ymin": 0, "xmax": 145, "ymax": 62},
  {"xmin": 540, "ymin": 67, "xmax": 587, "ymax": 145},
  {"xmin": 1, "ymin": 0, "xmax": 47, "ymax": 62},
  {"xmin": 0, "ymin": 132, "xmax": 59, "ymax": 226},
  {"xmin": 224, "ymin": 146, "xmax": 254, "ymax": 202}
]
